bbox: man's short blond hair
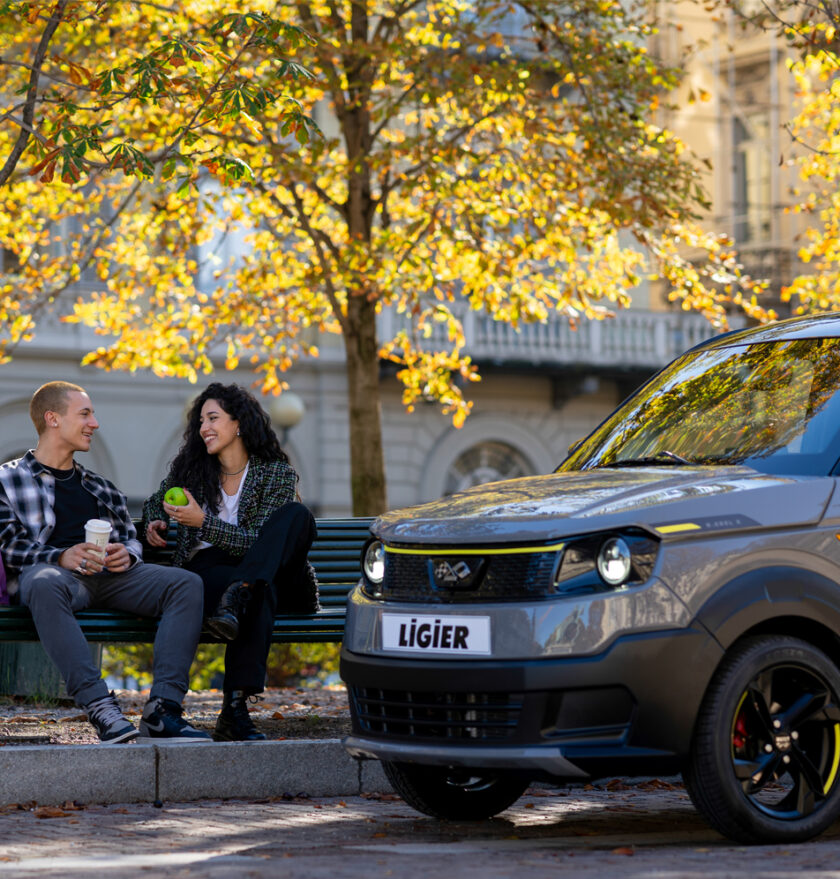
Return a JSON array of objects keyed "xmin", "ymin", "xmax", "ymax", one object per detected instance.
[{"xmin": 30, "ymin": 381, "xmax": 86, "ymax": 435}]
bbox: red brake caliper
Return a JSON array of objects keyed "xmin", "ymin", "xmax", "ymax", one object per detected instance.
[{"xmin": 733, "ymin": 712, "xmax": 749, "ymax": 750}]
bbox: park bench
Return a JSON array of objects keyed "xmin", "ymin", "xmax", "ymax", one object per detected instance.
[{"xmin": 0, "ymin": 517, "xmax": 373, "ymax": 645}]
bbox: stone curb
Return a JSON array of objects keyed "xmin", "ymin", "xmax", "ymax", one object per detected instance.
[{"xmin": 0, "ymin": 739, "xmax": 392, "ymax": 807}]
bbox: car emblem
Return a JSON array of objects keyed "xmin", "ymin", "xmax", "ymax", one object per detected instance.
[{"xmin": 428, "ymin": 557, "xmax": 485, "ymax": 590}]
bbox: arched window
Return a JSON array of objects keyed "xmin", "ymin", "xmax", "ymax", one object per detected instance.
[{"xmin": 444, "ymin": 441, "xmax": 534, "ymax": 495}]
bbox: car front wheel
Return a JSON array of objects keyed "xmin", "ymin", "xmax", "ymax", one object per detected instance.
[
  {"xmin": 382, "ymin": 761, "xmax": 529, "ymax": 820},
  {"xmin": 685, "ymin": 635, "xmax": 840, "ymax": 844}
]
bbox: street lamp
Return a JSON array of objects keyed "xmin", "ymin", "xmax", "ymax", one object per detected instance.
[{"xmin": 269, "ymin": 391, "xmax": 306, "ymax": 446}]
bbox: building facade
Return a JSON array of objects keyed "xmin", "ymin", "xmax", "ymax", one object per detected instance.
[
  {"xmin": 652, "ymin": 2, "xmax": 808, "ymax": 307},
  {"xmin": 0, "ymin": 307, "xmax": 722, "ymax": 517}
]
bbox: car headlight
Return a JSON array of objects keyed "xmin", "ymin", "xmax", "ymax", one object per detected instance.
[
  {"xmin": 553, "ymin": 529, "xmax": 658, "ymax": 594},
  {"xmin": 596, "ymin": 536, "xmax": 633, "ymax": 587},
  {"xmin": 362, "ymin": 540, "xmax": 385, "ymax": 585}
]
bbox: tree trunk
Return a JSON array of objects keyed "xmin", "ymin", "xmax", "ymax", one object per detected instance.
[
  {"xmin": 344, "ymin": 293, "xmax": 387, "ymax": 516},
  {"xmin": 336, "ymin": 3, "xmax": 383, "ymax": 516}
]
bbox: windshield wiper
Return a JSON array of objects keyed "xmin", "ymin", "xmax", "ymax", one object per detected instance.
[
  {"xmin": 690, "ymin": 455, "xmax": 747, "ymax": 466},
  {"xmin": 600, "ymin": 450, "xmax": 693, "ymax": 468}
]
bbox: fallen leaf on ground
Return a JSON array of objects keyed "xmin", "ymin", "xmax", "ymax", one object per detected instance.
[
  {"xmin": 34, "ymin": 807, "xmax": 69, "ymax": 819},
  {"xmin": 611, "ymin": 846, "xmax": 635, "ymax": 856},
  {"xmin": 636, "ymin": 778, "xmax": 682, "ymax": 791}
]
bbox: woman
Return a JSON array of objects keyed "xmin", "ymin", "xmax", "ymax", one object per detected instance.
[{"xmin": 143, "ymin": 382, "xmax": 318, "ymax": 741}]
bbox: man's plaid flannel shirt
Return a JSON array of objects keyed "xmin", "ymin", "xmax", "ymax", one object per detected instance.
[{"xmin": 0, "ymin": 450, "xmax": 142, "ymax": 575}]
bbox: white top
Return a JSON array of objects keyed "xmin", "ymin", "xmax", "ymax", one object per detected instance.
[
  {"xmin": 218, "ymin": 460, "xmax": 249, "ymax": 525},
  {"xmin": 190, "ymin": 461, "xmax": 250, "ymax": 557}
]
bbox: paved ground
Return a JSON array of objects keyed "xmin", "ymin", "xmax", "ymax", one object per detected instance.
[
  {"xmin": 2, "ymin": 783, "xmax": 840, "ymax": 877},
  {"xmin": 0, "ymin": 685, "xmax": 350, "ymax": 745},
  {"xmin": 5, "ymin": 686, "xmax": 840, "ymax": 875}
]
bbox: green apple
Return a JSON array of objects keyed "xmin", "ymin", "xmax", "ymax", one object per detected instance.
[{"xmin": 164, "ymin": 486, "xmax": 188, "ymax": 506}]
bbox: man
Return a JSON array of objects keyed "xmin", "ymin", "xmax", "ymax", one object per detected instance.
[{"xmin": 0, "ymin": 381, "xmax": 210, "ymax": 743}]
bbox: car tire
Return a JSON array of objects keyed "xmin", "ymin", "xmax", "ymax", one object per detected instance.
[
  {"xmin": 382, "ymin": 761, "xmax": 529, "ymax": 820},
  {"xmin": 685, "ymin": 635, "xmax": 840, "ymax": 844}
]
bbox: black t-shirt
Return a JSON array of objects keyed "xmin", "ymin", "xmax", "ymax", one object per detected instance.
[{"xmin": 45, "ymin": 465, "xmax": 101, "ymax": 549}]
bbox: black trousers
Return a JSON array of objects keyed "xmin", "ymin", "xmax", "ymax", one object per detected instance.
[{"xmin": 185, "ymin": 502, "xmax": 317, "ymax": 692}]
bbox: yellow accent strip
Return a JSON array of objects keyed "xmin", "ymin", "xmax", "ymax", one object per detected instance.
[
  {"xmin": 384, "ymin": 542, "xmax": 566, "ymax": 556},
  {"xmin": 824, "ymin": 725, "xmax": 840, "ymax": 795},
  {"xmin": 655, "ymin": 523, "xmax": 702, "ymax": 535}
]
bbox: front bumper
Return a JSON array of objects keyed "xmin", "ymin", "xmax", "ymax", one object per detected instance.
[
  {"xmin": 340, "ymin": 624, "xmax": 723, "ymax": 781},
  {"xmin": 343, "ymin": 737, "xmax": 590, "ymax": 776}
]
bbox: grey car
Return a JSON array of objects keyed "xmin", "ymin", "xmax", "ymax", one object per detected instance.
[{"xmin": 340, "ymin": 313, "xmax": 840, "ymax": 844}]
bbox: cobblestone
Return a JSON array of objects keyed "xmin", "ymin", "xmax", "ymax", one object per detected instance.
[{"xmin": 1, "ymin": 784, "xmax": 840, "ymax": 877}]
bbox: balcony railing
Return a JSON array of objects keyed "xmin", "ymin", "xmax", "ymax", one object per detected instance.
[
  {"xmin": 19, "ymin": 300, "xmax": 733, "ymax": 374},
  {"xmin": 377, "ymin": 307, "xmax": 736, "ymax": 371}
]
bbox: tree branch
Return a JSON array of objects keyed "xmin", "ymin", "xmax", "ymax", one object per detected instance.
[
  {"xmin": 0, "ymin": 0, "xmax": 70, "ymax": 187},
  {"xmin": 260, "ymin": 180, "xmax": 348, "ymax": 330},
  {"xmin": 2, "ymin": 176, "xmax": 144, "ymax": 357}
]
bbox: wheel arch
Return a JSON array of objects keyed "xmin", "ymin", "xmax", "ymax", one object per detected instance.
[
  {"xmin": 692, "ymin": 565, "xmax": 840, "ymax": 717},
  {"xmin": 732, "ymin": 616, "xmax": 840, "ymax": 671},
  {"xmin": 697, "ymin": 565, "xmax": 840, "ymax": 656}
]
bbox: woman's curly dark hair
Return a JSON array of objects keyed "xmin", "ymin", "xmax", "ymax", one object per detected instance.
[{"xmin": 169, "ymin": 382, "xmax": 289, "ymax": 512}]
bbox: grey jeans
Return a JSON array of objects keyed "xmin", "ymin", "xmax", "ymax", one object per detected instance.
[{"xmin": 18, "ymin": 561, "xmax": 204, "ymax": 707}]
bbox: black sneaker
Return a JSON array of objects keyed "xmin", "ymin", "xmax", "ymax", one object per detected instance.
[
  {"xmin": 137, "ymin": 697, "xmax": 212, "ymax": 743},
  {"xmin": 84, "ymin": 691, "xmax": 138, "ymax": 744}
]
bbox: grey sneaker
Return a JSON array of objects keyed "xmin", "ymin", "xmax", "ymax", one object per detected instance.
[
  {"xmin": 84, "ymin": 691, "xmax": 138, "ymax": 744},
  {"xmin": 137, "ymin": 696, "xmax": 212, "ymax": 743}
]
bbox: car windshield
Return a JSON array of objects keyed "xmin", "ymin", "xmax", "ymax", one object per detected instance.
[{"xmin": 560, "ymin": 337, "xmax": 840, "ymax": 477}]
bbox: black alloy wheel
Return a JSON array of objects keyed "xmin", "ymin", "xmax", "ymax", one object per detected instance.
[{"xmin": 685, "ymin": 635, "xmax": 840, "ymax": 844}]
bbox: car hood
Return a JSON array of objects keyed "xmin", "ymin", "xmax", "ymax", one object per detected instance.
[{"xmin": 374, "ymin": 466, "xmax": 835, "ymax": 545}]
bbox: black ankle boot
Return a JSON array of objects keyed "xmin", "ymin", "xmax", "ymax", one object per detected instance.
[
  {"xmin": 205, "ymin": 581, "xmax": 251, "ymax": 641},
  {"xmin": 213, "ymin": 690, "xmax": 266, "ymax": 741}
]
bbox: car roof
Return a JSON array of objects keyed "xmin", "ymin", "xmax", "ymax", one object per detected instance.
[{"xmin": 690, "ymin": 313, "xmax": 840, "ymax": 353}]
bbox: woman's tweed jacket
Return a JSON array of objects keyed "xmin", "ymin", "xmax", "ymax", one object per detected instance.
[
  {"xmin": 142, "ymin": 456, "xmax": 298, "ymax": 566},
  {"xmin": 141, "ymin": 456, "xmax": 318, "ymax": 612}
]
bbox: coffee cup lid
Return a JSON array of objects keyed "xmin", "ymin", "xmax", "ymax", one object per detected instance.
[{"xmin": 85, "ymin": 519, "xmax": 112, "ymax": 531}]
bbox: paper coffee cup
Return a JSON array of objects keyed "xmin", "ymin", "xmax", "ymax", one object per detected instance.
[{"xmin": 84, "ymin": 518, "xmax": 112, "ymax": 553}]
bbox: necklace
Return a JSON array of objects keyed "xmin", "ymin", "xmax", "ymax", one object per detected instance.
[
  {"xmin": 221, "ymin": 463, "xmax": 248, "ymax": 477},
  {"xmin": 45, "ymin": 465, "xmax": 76, "ymax": 482}
]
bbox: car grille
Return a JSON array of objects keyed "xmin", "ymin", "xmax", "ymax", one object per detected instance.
[
  {"xmin": 382, "ymin": 550, "xmax": 559, "ymax": 602},
  {"xmin": 349, "ymin": 686, "xmax": 523, "ymax": 741}
]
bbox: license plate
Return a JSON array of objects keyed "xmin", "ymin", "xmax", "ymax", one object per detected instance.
[{"xmin": 381, "ymin": 613, "xmax": 491, "ymax": 655}]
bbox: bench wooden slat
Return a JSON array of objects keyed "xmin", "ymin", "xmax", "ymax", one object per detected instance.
[{"xmin": 0, "ymin": 517, "xmax": 373, "ymax": 645}]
